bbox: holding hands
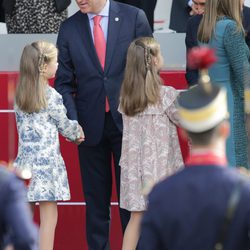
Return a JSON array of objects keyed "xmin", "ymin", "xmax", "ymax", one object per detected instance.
[
  {"xmin": 66, "ymin": 125, "xmax": 85, "ymax": 145},
  {"xmin": 74, "ymin": 125, "xmax": 85, "ymax": 145}
]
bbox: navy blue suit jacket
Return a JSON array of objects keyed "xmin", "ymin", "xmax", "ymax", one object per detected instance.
[
  {"xmin": 0, "ymin": 167, "xmax": 37, "ymax": 250},
  {"xmin": 139, "ymin": 165, "xmax": 250, "ymax": 250},
  {"xmin": 55, "ymin": 1, "xmax": 152, "ymax": 146},
  {"xmin": 185, "ymin": 14, "xmax": 202, "ymax": 86},
  {"xmin": 169, "ymin": 0, "xmax": 191, "ymax": 33},
  {"xmin": 185, "ymin": 6, "xmax": 250, "ymax": 86}
]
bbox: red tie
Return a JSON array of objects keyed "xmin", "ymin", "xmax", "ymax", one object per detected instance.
[{"xmin": 93, "ymin": 15, "xmax": 109, "ymax": 112}]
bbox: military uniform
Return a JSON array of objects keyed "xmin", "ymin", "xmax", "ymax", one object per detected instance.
[
  {"xmin": 139, "ymin": 73, "xmax": 250, "ymax": 249},
  {"xmin": 0, "ymin": 166, "xmax": 38, "ymax": 250}
]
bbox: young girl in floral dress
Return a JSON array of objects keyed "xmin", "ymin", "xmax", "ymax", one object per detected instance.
[
  {"xmin": 14, "ymin": 41, "xmax": 84, "ymax": 250},
  {"xmin": 119, "ymin": 37, "xmax": 184, "ymax": 250}
]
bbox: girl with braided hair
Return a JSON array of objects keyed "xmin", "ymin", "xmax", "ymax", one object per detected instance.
[
  {"xmin": 119, "ymin": 37, "xmax": 183, "ymax": 250},
  {"xmin": 14, "ymin": 41, "xmax": 84, "ymax": 250}
]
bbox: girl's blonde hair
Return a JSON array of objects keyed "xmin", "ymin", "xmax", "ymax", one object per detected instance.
[
  {"xmin": 15, "ymin": 41, "xmax": 58, "ymax": 113},
  {"xmin": 198, "ymin": 0, "xmax": 244, "ymax": 43},
  {"xmin": 120, "ymin": 37, "xmax": 162, "ymax": 116}
]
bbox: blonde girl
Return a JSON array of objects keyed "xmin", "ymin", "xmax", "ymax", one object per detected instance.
[
  {"xmin": 14, "ymin": 41, "xmax": 84, "ymax": 250},
  {"xmin": 119, "ymin": 37, "xmax": 183, "ymax": 250}
]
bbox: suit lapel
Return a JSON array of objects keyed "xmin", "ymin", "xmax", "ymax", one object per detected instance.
[
  {"xmin": 105, "ymin": 1, "xmax": 121, "ymax": 73},
  {"xmin": 76, "ymin": 12, "xmax": 104, "ymax": 73}
]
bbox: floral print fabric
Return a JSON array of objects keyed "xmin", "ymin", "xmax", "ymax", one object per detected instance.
[
  {"xmin": 14, "ymin": 86, "xmax": 81, "ymax": 202},
  {"xmin": 5, "ymin": 0, "xmax": 67, "ymax": 33},
  {"xmin": 119, "ymin": 86, "xmax": 184, "ymax": 211}
]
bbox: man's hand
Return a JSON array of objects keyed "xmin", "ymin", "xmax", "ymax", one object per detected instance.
[
  {"xmin": 4, "ymin": 244, "xmax": 14, "ymax": 250},
  {"xmin": 189, "ymin": 0, "xmax": 206, "ymax": 15},
  {"xmin": 74, "ymin": 125, "xmax": 85, "ymax": 145},
  {"xmin": 66, "ymin": 125, "xmax": 85, "ymax": 145}
]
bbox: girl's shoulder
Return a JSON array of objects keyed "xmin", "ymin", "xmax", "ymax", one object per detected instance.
[
  {"xmin": 46, "ymin": 85, "xmax": 63, "ymax": 105},
  {"xmin": 139, "ymin": 86, "xmax": 179, "ymax": 115},
  {"xmin": 118, "ymin": 104, "xmax": 123, "ymax": 114},
  {"xmin": 14, "ymin": 102, "xmax": 19, "ymax": 111},
  {"xmin": 14, "ymin": 102, "xmax": 26, "ymax": 115},
  {"xmin": 160, "ymin": 85, "xmax": 178, "ymax": 94},
  {"xmin": 160, "ymin": 85, "xmax": 179, "ymax": 106},
  {"xmin": 46, "ymin": 85, "xmax": 60, "ymax": 97}
]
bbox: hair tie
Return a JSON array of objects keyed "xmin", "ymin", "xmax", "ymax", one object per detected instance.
[
  {"xmin": 135, "ymin": 41, "xmax": 152, "ymax": 71},
  {"xmin": 144, "ymin": 47, "xmax": 151, "ymax": 71},
  {"xmin": 38, "ymin": 53, "xmax": 45, "ymax": 73}
]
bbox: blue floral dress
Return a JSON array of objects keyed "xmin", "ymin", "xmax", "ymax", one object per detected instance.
[{"xmin": 14, "ymin": 86, "xmax": 81, "ymax": 202}]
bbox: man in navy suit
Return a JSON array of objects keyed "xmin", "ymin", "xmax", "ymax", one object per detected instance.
[
  {"xmin": 138, "ymin": 74, "xmax": 250, "ymax": 250},
  {"xmin": 185, "ymin": 5, "xmax": 250, "ymax": 86},
  {"xmin": 55, "ymin": 0, "xmax": 152, "ymax": 249},
  {"xmin": 0, "ymin": 165, "xmax": 37, "ymax": 250},
  {"xmin": 169, "ymin": 0, "xmax": 191, "ymax": 32},
  {"xmin": 169, "ymin": 0, "xmax": 207, "ymax": 33}
]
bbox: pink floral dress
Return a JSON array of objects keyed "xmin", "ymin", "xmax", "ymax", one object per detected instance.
[{"xmin": 119, "ymin": 86, "xmax": 184, "ymax": 211}]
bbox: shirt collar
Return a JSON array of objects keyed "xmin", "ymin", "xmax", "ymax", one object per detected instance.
[
  {"xmin": 87, "ymin": 0, "xmax": 110, "ymax": 21},
  {"xmin": 185, "ymin": 151, "xmax": 227, "ymax": 167}
]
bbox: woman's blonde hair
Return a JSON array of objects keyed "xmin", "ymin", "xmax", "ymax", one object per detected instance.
[
  {"xmin": 15, "ymin": 41, "xmax": 58, "ymax": 113},
  {"xmin": 198, "ymin": 0, "xmax": 244, "ymax": 43},
  {"xmin": 120, "ymin": 37, "xmax": 162, "ymax": 116}
]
